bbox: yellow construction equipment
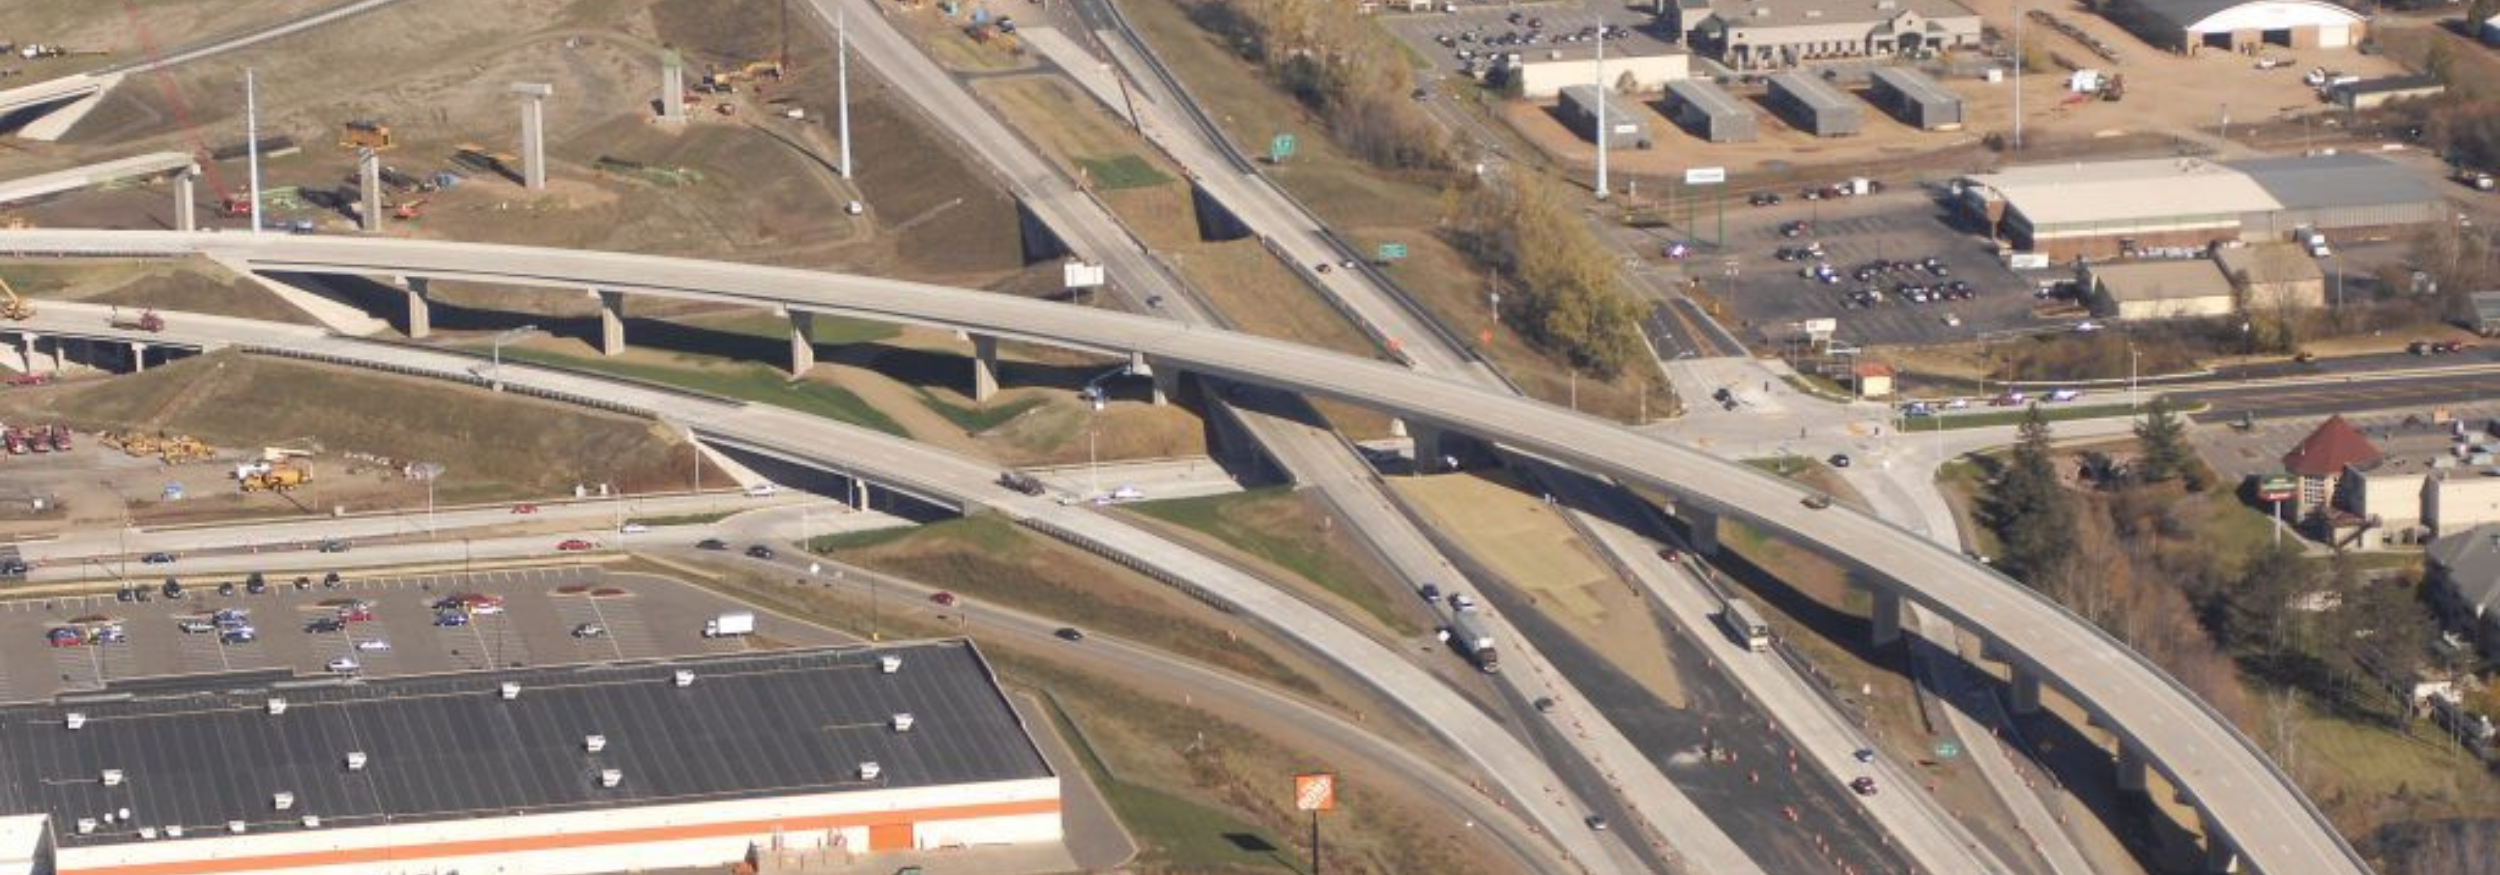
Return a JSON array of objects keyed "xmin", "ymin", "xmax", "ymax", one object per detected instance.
[
  {"xmin": 340, "ymin": 120, "xmax": 395, "ymax": 151},
  {"xmin": 159, "ymin": 435, "xmax": 212, "ymax": 463},
  {"xmin": 0, "ymin": 274, "xmax": 32, "ymax": 321},
  {"xmin": 118, "ymin": 434, "xmax": 162, "ymax": 458},
  {"xmin": 242, "ymin": 465, "xmax": 310, "ymax": 492}
]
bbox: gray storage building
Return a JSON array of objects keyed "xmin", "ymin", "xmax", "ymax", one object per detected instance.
[
  {"xmin": 1559, "ymin": 84, "xmax": 1654, "ymax": 149},
  {"xmin": 1766, "ymin": 72, "xmax": 1861, "ymax": 137},
  {"xmin": 1866, "ymin": 67, "xmax": 1962, "ymax": 130},
  {"xmin": 2225, "ymin": 153, "xmax": 2449, "ymax": 241},
  {"xmin": 1664, "ymin": 79, "xmax": 1756, "ymax": 143}
]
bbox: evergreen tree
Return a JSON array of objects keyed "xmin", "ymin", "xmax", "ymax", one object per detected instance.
[
  {"xmin": 1987, "ymin": 405, "xmax": 2078, "ymax": 584},
  {"xmin": 2133, "ymin": 396, "xmax": 2190, "ymax": 484}
]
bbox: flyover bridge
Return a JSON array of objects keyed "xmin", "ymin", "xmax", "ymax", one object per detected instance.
[{"xmin": 0, "ymin": 229, "xmax": 2366, "ymax": 875}]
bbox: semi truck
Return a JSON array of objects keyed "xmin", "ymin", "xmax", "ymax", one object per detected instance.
[
  {"xmin": 702, "ymin": 611, "xmax": 755, "ymax": 638},
  {"xmin": 1449, "ymin": 611, "xmax": 1500, "ymax": 673}
]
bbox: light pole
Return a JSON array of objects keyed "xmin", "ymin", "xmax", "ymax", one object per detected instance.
[
  {"xmin": 488, "ymin": 325, "xmax": 539, "ymax": 390},
  {"xmin": 411, "ymin": 461, "xmax": 445, "ymax": 537},
  {"xmin": 2128, "ymin": 342, "xmax": 2140, "ymax": 415}
]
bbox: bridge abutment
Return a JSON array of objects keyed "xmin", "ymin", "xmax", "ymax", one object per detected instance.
[{"xmin": 596, "ymin": 289, "xmax": 626, "ymax": 356}]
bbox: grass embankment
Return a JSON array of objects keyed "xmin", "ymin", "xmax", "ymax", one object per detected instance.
[
  {"xmin": 488, "ymin": 346, "xmax": 908, "ymax": 436},
  {"xmin": 1120, "ymin": 0, "xmax": 1662, "ymax": 422},
  {"xmin": 915, "ymin": 389, "xmax": 1047, "ymax": 434},
  {"xmin": 1125, "ymin": 487, "xmax": 1417, "ymax": 635},
  {"xmin": 0, "ymin": 258, "xmax": 319, "ymax": 326},
  {"xmin": 808, "ymin": 514, "xmax": 1324, "ymax": 697},
  {"xmin": 624, "ymin": 510, "xmax": 736, "ymax": 527},
  {"xmin": 0, "ymin": 350, "xmax": 707, "ymax": 498}
]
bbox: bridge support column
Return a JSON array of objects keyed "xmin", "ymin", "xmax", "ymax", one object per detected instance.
[
  {"xmin": 128, "ymin": 342, "xmax": 148, "ymax": 373},
  {"xmin": 359, "ymin": 151, "xmax": 383, "ymax": 233},
  {"xmin": 596, "ymin": 289, "xmax": 626, "ymax": 356},
  {"xmin": 2198, "ymin": 809, "xmax": 2241, "ymax": 874},
  {"xmin": 16, "ymin": 335, "xmax": 50, "ymax": 374},
  {"xmin": 970, "ymin": 333, "xmax": 999, "ymax": 402},
  {"xmin": 2009, "ymin": 665, "xmax": 2043, "ymax": 715},
  {"xmin": 1410, "ymin": 422, "xmax": 1450, "ymax": 474},
  {"xmin": 1870, "ymin": 585, "xmax": 1903, "ymax": 647},
  {"xmin": 399, "ymin": 276, "xmax": 431, "ymax": 339},
  {"xmin": 787, "ymin": 310, "xmax": 816, "ymax": 376},
  {"xmin": 1127, "ymin": 351, "xmax": 1170, "ymax": 406},
  {"xmin": 174, "ymin": 168, "xmax": 199, "ymax": 233},
  {"xmin": 1684, "ymin": 505, "xmax": 1720, "ymax": 556},
  {"xmin": 2116, "ymin": 743, "xmax": 2150, "ymax": 793},
  {"xmin": 848, "ymin": 478, "xmax": 871, "ymax": 511}
]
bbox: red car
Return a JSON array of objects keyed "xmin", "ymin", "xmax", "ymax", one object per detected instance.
[
  {"xmin": 930, "ymin": 591, "xmax": 958, "ymax": 607},
  {"xmin": 46, "ymin": 628, "xmax": 82, "ymax": 648},
  {"xmin": 556, "ymin": 538, "xmax": 596, "ymax": 552},
  {"xmin": 337, "ymin": 607, "xmax": 375, "ymax": 623},
  {"xmin": 512, "ymin": 504, "xmax": 539, "ymax": 514},
  {"xmin": 6, "ymin": 374, "xmax": 50, "ymax": 387},
  {"xmin": 1659, "ymin": 549, "xmax": 1682, "ymax": 564}
]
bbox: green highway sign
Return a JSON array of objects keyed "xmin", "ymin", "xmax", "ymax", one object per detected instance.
[
  {"xmin": 1376, "ymin": 242, "xmax": 1408, "ymax": 261},
  {"xmin": 1270, "ymin": 133, "xmax": 1297, "ymax": 162},
  {"xmin": 1934, "ymin": 740, "xmax": 1962, "ymax": 760}
]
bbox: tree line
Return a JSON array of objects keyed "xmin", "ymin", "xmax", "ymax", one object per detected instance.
[
  {"xmin": 1187, "ymin": 0, "xmax": 1449, "ymax": 170},
  {"xmin": 1444, "ymin": 172, "xmax": 1648, "ymax": 377}
]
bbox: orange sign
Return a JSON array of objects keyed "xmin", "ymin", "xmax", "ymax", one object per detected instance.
[{"xmin": 1294, "ymin": 773, "xmax": 1337, "ymax": 812}]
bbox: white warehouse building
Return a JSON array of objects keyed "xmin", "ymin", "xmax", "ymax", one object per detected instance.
[{"xmin": 0, "ymin": 643, "xmax": 1062, "ymax": 875}]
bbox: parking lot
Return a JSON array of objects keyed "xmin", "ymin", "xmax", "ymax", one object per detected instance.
[
  {"xmin": 1651, "ymin": 189, "xmax": 2059, "ymax": 347},
  {"xmin": 1381, "ymin": 0, "xmax": 1679, "ymax": 82},
  {"xmin": 0, "ymin": 565, "xmax": 850, "ymax": 702}
]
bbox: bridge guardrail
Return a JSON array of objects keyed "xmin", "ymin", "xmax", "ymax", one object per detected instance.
[
  {"xmin": 239, "ymin": 345, "xmax": 661, "ymax": 421},
  {"xmin": 348, "ymin": 335, "xmax": 752, "ymax": 409}
]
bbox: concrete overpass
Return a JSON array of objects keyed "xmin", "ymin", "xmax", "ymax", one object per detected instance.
[
  {"xmin": 0, "ymin": 152, "xmax": 201, "ymax": 228},
  {"xmin": 0, "ymin": 229, "xmax": 2366, "ymax": 875}
]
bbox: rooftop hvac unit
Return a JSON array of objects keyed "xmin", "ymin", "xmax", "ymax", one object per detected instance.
[
  {"xmin": 227, "ymin": 820, "xmax": 247, "ymax": 835},
  {"xmin": 597, "ymin": 769, "xmax": 623, "ymax": 788},
  {"xmin": 100, "ymin": 769, "xmax": 123, "ymax": 787},
  {"xmin": 879, "ymin": 656, "xmax": 902, "ymax": 674},
  {"xmin": 673, "ymin": 670, "xmax": 696, "ymax": 687},
  {"xmin": 65, "ymin": 712, "xmax": 86, "ymax": 730},
  {"xmin": 164, "ymin": 824, "xmax": 183, "ymax": 839},
  {"xmin": 344, "ymin": 752, "xmax": 368, "ymax": 771},
  {"xmin": 300, "ymin": 815, "xmax": 322, "ymax": 829},
  {"xmin": 891, "ymin": 713, "xmax": 915, "ymax": 733},
  {"xmin": 266, "ymin": 698, "xmax": 288, "ymax": 716},
  {"xmin": 272, "ymin": 792, "xmax": 296, "ymax": 811},
  {"xmin": 74, "ymin": 818, "xmax": 95, "ymax": 835},
  {"xmin": 137, "ymin": 827, "xmax": 157, "ymax": 841},
  {"xmin": 584, "ymin": 734, "xmax": 607, "ymax": 753},
  {"xmin": 116, "ymin": 807, "xmax": 130, "ymax": 822},
  {"xmin": 500, "ymin": 682, "xmax": 522, "ymax": 700},
  {"xmin": 857, "ymin": 761, "xmax": 882, "ymax": 781}
]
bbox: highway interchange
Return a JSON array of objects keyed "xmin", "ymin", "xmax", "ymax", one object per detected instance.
[{"xmin": 0, "ymin": 0, "xmax": 2447, "ymax": 871}]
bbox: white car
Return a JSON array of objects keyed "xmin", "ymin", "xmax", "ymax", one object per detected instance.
[
  {"xmin": 619, "ymin": 523, "xmax": 650, "ymax": 534},
  {"xmin": 468, "ymin": 603, "xmax": 506, "ymax": 616},
  {"xmin": 325, "ymin": 657, "xmax": 360, "ymax": 674},
  {"xmin": 745, "ymin": 482, "xmax": 779, "ymax": 498},
  {"xmin": 354, "ymin": 639, "xmax": 392, "ymax": 652}
]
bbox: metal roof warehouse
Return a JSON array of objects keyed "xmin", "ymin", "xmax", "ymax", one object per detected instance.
[
  {"xmin": 1960, "ymin": 153, "xmax": 2448, "ymax": 259},
  {"xmin": 0, "ymin": 642, "xmax": 1062, "ymax": 875}
]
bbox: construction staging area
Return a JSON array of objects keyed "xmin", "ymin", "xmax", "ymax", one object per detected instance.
[{"xmin": 0, "ymin": 643, "xmax": 1064, "ymax": 875}]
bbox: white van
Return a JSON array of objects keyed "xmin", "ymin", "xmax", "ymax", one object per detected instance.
[{"xmin": 745, "ymin": 482, "xmax": 779, "ymax": 498}]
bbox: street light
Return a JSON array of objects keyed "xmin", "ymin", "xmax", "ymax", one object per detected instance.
[
  {"xmin": 410, "ymin": 461, "xmax": 446, "ymax": 537},
  {"xmin": 488, "ymin": 325, "xmax": 539, "ymax": 390}
]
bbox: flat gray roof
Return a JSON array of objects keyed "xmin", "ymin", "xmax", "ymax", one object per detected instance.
[
  {"xmin": 0, "ymin": 642, "xmax": 1052, "ymax": 848},
  {"xmin": 2225, "ymin": 153, "xmax": 2444, "ymax": 211},
  {"xmin": 2093, "ymin": 260, "xmax": 2235, "ymax": 301},
  {"xmin": 2472, "ymin": 290, "xmax": 2500, "ymax": 323},
  {"xmin": 1667, "ymin": 78, "xmax": 1754, "ymax": 118},
  {"xmin": 1768, "ymin": 72, "xmax": 1854, "ymax": 111},
  {"xmin": 1559, "ymin": 84, "xmax": 1649, "ymax": 122},
  {"xmin": 1869, "ymin": 66, "xmax": 1958, "ymax": 107},
  {"xmin": 1707, "ymin": 0, "xmax": 1980, "ymax": 29},
  {"xmin": 2334, "ymin": 75, "xmax": 2444, "ymax": 96}
]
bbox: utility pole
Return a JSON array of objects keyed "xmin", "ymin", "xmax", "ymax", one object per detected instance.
[
  {"xmin": 2011, "ymin": 6, "xmax": 2023, "ymax": 153},
  {"xmin": 1593, "ymin": 35, "xmax": 1608, "ymax": 200},
  {"xmin": 838, "ymin": 8, "xmax": 854, "ymax": 179},
  {"xmin": 245, "ymin": 69, "xmax": 263, "ymax": 233}
]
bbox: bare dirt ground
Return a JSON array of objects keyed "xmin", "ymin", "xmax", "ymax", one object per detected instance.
[
  {"xmin": 1393, "ymin": 470, "xmax": 1687, "ymax": 708},
  {"xmin": 0, "ymin": 0, "xmax": 1050, "ymax": 292},
  {"xmin": 0, "ymin": 257, "xmax": 318, "ymax": 325},
  {"xmin": 1507, "ymin": 2, "xmax": 2414, "ymax": 181},
  {"xmin": 0, "ymin": 0, "xmax": 337, "ymax": 77}
]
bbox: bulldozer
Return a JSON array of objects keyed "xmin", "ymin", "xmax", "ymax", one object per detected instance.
[
  {"xmin": 0, "ymin": 274, "xmax": 33, "ymax": 321},
  {"xmin": 159, "ymin": 435, "xmax": 212, "ymax": 463}
]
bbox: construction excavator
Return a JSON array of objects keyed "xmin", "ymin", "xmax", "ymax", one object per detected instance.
[{"xmin": 0, "ymin": 275, "xmax": 34, "ymax": 321}]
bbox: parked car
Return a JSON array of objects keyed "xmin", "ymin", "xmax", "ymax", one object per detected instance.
[
  {"xmin": 160, "ymin": 579, "xmax": 184, "ymax": 599},
  {"xmin": 355, "ymin": 639, "xmax": 392, "ymax": 652},
  {"xmin": 140, "ymin": 551, "xmax": 176, "ymax": 565},
  {"xmin": 177, "ymin": 619, "xmax": 215, "ymax": 634},
  {"xmin": 46, "ymin": 628, "xmax": 82, "ymax": 648},
  {"xmin": 434, "ymin": 611, "xmax": 470, "ymax": 628},
  {"xmin": 220, "ymin": 628, "xmax": 258, "ymax": 645},
  {"xmin": 218, "ymin": 582, "xmax": 237, "ymax": 597},
  {"xmin": 304, "ymin": 617, "xmax": 345, "ymax": 634},
  {"xmin": 245, "ymin": 573, "xmax": 268, "ymax": 595},
  {"xmin": 325, "ymin": 657, "xmax": 361, "ymax": 674},
  {"xmin": 338, "ymin": 607, "xmax": 375, "ymax": 623},
  {"xmin": 572, "ymin": 623, "xmax": 607, "ymax": 639},
  {"xmin": 556, "ymin": 538, "xmax": 597, "ymax": 552}
]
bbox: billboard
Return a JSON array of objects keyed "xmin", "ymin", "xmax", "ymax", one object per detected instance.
[
  {"xmin": 1063, "ymin": 261, "xmax": 1107, "ymax": 289},
  {"xmin": 1293, "ymin": 773, "xmax": 1337, "ymax": 812},
  {"xmin": 1684, "ymin": 167, "xmax": 1727, "ymax": 185}
]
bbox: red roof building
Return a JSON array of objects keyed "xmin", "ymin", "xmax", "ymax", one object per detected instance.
[{"xmin": 2283, "ymin": 415, "xmax": 2382, "ymax": 477}]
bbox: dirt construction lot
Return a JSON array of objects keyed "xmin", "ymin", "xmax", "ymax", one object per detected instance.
[{"xmin": 0, "ymin": 565, "xmax": 846, "ymax": 703}]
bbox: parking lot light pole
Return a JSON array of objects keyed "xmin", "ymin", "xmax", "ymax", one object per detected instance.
[{"xmin": 411, "ymin": 462, "xmax": 446, "ymax": 537}]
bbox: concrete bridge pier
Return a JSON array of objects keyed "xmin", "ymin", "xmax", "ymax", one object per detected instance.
[
  {"xmin": 128, "ymin": 341, "xmax": 148, "ymax": 373},
  {"xmin": 398, "ymin": 276, "xmax": 431, "ymax": 339},
  {"xmin": 1869, "ymin": 585, "xmax": 1903, "ymax": 646},
  {"xmin": 848, "ymin": 477, "xmax": 871, "ymax": 511},
  {"xmin": 15, "ymin": 334, "xmax": 53, "ymax": 374},
  {"xmin": 787, "ymin": 310, "xmax": 816, "ymax": 376},
  {"xmin": 970, "ymin": 333, "xmax": 999, "ymax": 402},
  {"xmin": 2199, "ymin": 809, "xmax": 2242, "ymax": 874},
  {"xmin": 2009, "ymin": 665, "xmax": 2044, "ymax": 715},
  {"xmin": 173, "ymin": 168, "xmax": 198, "ymax": 233},
  {"xmin": 1126, "ymin": 351, "xmax": 1169, "ymax": 406},
  {"xmin": 1409, "ymin": 422, "xmax": 1450, "ymax": 474},
  {"xmin": 2116, "ymin": 743, "xmax": 2150, "ymax": 793},
  {"xmin": 1683, "ymin": 504, "xmax": 1720, "ymax": 556},
  {"xmin": 595, "ymin": 289, "xmax": 626, "ymax": 356}
]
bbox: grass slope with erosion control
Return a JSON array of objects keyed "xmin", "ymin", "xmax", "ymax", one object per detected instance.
[{"xmin": 0, "ymin": 350, "xmax": 711, "ymax": 498}]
